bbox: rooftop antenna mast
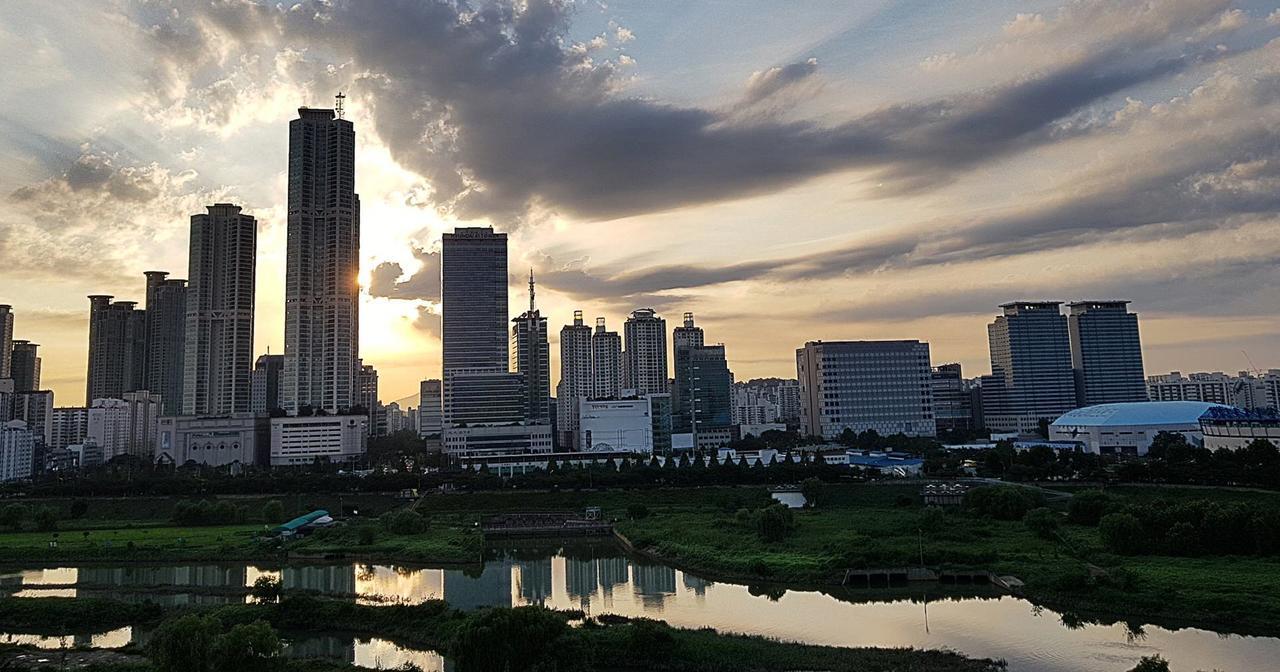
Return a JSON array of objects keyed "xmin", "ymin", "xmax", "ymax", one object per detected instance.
[
  {"xmin": 528, "ymin": 268, "xmax": 536, "ymax": 313},
  {"xmin": 335, "ymin": 91, "xmax": 346, "ymax": 119}
]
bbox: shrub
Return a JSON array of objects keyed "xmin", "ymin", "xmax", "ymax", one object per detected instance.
[
  {"xmin": 262, "ymin": 500, "xmax": 285, "ymax": 523},
  {"xmin": 965, "ymin": 485, "xmax": 1043, "ymax": 521},
  {"xmin": 918, "ymin": 506, "xmax": 946, "ymax": 533},
  {"xmin": 69, "ymin": 499, "xmax": 89, "ymax": 519},
  {"xmin": 357, "ymin": 525, "xmax": 377, "ymax": 545},
  {"xmin": 754, "ymin": 503, "xmax": 795, "ymax": 543},
  {"xmin": 250, "ymin": 575, "xmax": 283, "ymax": 603},
  {"xmin": 1067, "ymin": 490, "xmax": 1112, "ymax": 526},
  {"xmin": 34, "ymin": 506, "xmax": 58, "ymax": 532},
  {"xmin": 148, "ymin": 614, "xmax": 222, "ymax": 672},
  {"xmin": 0, "ymin": 503, "xmax": 28, "ymax": 529},
  {"xmin": 449, "ymin": 606, "xmax": 579, "ymax": 672},
  {"xmin": 1098, "ymin": 513, "xmax": 1146, "ymax": 555},
  {"xmin": 381, "ymin": 509, "xmax": 428, "ymax": 535},
  {"xmin": 1023, "ymin": 507, "xmax": 1060, "ymax": 540},
  {"xmin": 800, "ymin": 477, "xmax": 822, "ymax": 508},
  {"xmin": 209, "ymin": 620, "xmax": 281, "ymax": 672}
]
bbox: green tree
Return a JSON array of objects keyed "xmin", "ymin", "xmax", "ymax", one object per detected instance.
[
  {"xmin": 965, "ymin": 485, "xmax": 1042, "ymax": 521},
  {"xmin": 1023, "ymin": 507, "xmax": 1060, "ymax": 540},
  {"xmin": 919, "ymin": 506, "xmax": 946, "ymax": 533},
  {"xmin": 449, "ymin": 606, "xmax": 581, "ymax": 672},
  {"xmin": 800, "ymin": 477, "xmax": 822, "ymax": 508},
  {"xmin": 0, "ymin": 503, "xmax": 28, "ymax": 530},
  {"xmin": 34, "ymin": 506, "xmax": 58, "ymax": 532},
  {"xmin": 1067, "ymin": 490, "xmax": 1112, "ymax": 526},
  {"xmin": 1128, "ymin": 655, "xmax": 1170, "ymax": 672},
  {"xmin": 1099, "ymin": 513, "xmax": 1146, "ymax": 555},
  {"xmin": 250, "ymin": 576, "xmax": 283, "ymax": 603},
  {"xmin": 262, "ymin": 500, "xmax": 285, "ymax": 523},
  {"xmin": 147, "ymin": 614, "xmax": 221, "ymax": 672},
  {"xmin": 209, "ymin": 620, "xmax": 281, "ymax": 672},
  {"xmin": 754, "ymin": 503, "xmax": 795, "ymax": 542}
]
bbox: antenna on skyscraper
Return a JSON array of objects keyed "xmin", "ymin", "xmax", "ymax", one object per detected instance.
[
  {"xmin": 528, "ymin": 268, "xmax": 536, "ymax": 313},
  {"xmin": 335, "ymin": 91, "xmax": 346, "ymax": 119}
]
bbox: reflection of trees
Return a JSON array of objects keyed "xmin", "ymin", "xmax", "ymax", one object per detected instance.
[
  {"xmin": 357, "ymin": 564, "xmax": 377, "ymax": 582},
  {"xmin": 1124, "ymin": 622, "xmax": 1147, "ymax": 643},
  {"xmin": 747, "ymin": 584, "xmax": 786, "ymax": 601}
]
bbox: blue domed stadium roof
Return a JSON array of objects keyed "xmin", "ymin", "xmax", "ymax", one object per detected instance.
[{"xmin": 1051, "ymin": 401, "xmax": 1233, "ymax": 428}]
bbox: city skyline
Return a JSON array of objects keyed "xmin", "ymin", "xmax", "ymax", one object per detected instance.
[{"xmin": 5, "ymin": 1, "xmax": 1280, "ymax": 405}]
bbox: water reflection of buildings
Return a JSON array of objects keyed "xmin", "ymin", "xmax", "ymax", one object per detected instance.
[
  {"xmin": 633, "ymin": 563, "xmax": 677, "ymax": 608},
  {"xmin": 443, "ymin": 562, "xmax": 513, "ymax": 610},
  {"xmin": 79, "ymin": 565, "xmax": 249, "ymax": 590},
  {"xmin": 682, "ymin": 572, "xmax": 711, "ymax": 597},
  {"xmin": 598, "ymin": 557, "xmax": 629, "ymax": 596},
  {"xmin": 282, "ymin": 565, "xmax": 356, "ymax": 595},
  {"xmin": 565, "ymin": 557, "xmax": 598, "ymax": 603},
  {"xmin": 516, "ymin": 559, "xmax": 553, "ymax": 605},
  {"xmin": 284, "ymin": 634, "xmax": 355, "ymax": 663}
]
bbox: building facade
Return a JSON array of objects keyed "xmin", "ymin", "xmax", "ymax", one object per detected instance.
[
  {"xmin": 270, "ymin": 414, "xmax": 369, "ymax": 466},
  {"xmin": 579, "ymin": 397, "xmax": 655, "ymax": 453},
  {"xmin": 0, "ymin": 305, "xmax": 11, "ymax": 380},
  {"xmin": 555, "ymin": 311, "xmax": 593, "ymax": 449},
  {"xmin": 86, "ymin": 295, "xmax": 147, "ymax": 404},
  {"xmin": 623, "ymin": 309, "xmax": 668, "ymax": 396},
  {"xmin": 156, "ymin": 414, "xmax": 270, "ymax": 468},
  {"xmin": 931, "ymin": 363, "xmax": 974, "ymax": 433},
  {"xmin": 1146, "ymin": 371, "xmax": 1236, "ymax": 406},
  {"xmin": 984, "ymin": 302, "xmax": 1078, "ymax": 433},
  {"xmin": 510, "ymin": 272, "xmax": 551, "ymax": 425},
  {"xmin": 251, "ymin": 354, "xmax": 284, "ymax": 414},
  {"xmin": 1068, "ymin": 300, "xmax": 1146, "ymax": 405},
  {"xmin": 9, "ymin": 340, "xmax": 39, "ymax": 391},
  {"xmin": 144, "ymin": 271, "xmax": 188, "ymax": 415},
  {"xmin": 11, "ymin": 390, "xmax": 53, "ymax": 448},
  {"xmin": 50, "ymin": 406, "xmax": 89, "ymax": 452},
  {"xmin": 1049, "ymin": 401, "xmax": 1226, "ymax": 455},
  {"xmin": 184, "ymin": 204, "xmax": 256, "ymax": 416},
  {"xmin": 87, "ymin": 392, "xmax": 161, "ymax": 460},
  {"xmin": 796, "ymin": 340, "xmax": 935, "ymax": 439},
  {"xmin": 283, "ymin": 104, "xmax": 361, "ymax": 414},
  {"xmin": 418, "ymin": 379, "xmax": 443, "ymax": 437},
  {"xmin": 671, "ymin": 312, "xmax": 705, "ymax": 433},
  {"xmin": 684, "ymin": 344, "xmax": 734, "ymax": 436},
  {"xmin": 0, "ymin": 420, "xmax": 34, "ymax": 482},
  {"xmin": 591, "ymin": 318, "xmax": 622, "ymax": 400}
]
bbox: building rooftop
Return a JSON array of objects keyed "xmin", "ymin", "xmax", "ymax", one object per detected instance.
[{"xmin": 1051, "ymin": 401, "xmax": 1231, "ymax": 428}]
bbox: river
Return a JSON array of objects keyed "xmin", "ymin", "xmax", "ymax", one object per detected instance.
[{"xmin": 1, "ymin": 541, "xmax": 1276, "ymax": 672}]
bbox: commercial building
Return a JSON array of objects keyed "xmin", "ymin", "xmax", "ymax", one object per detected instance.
[
  {"xmin": 143, "ymin": 271, "xmax": 188, "ymax": 415},
  {"xmin": 796, "ymin": 340, "xmax": 935, "ymax": 440},
  {"xmin": 283, "ymin": 103, "xmax": 361, "ymax": 415},
  {"xmin": 931, "ymin": 363, "xmax": 973, "ymax": 433},
  {"xmin": 9, "ymin": 340, "xmax": 40, "ymax": 391},
  {"xmin": 0, "ymin": 305, "xmax": 11, "ymax": 379},
  {"xmin": 184, "ymin": 204, "xmax": 257, "ymax": 416},
  {"xmin": 1199, "ymin": 407, "xmax": 1280, "ymax": 451},
  {"xmin": 671, "ymin": 312, "xmax": 705, "ymax": 433},
  {"xmin": 251, "ymin": 354, "xmax": 284, "ymax": 414},
  {"xmin": 649, "ymin": 393, "xmax": 673, "ymax": 456},
  {"xmin": 1068, "ymin": 301, "xmax": 1146, "ymax": 405},
  {"xmin": 156, "ymin": 414, "xmax": 270, "ymax": 468},
  {"xmin": 591, "ymin": 318, "xmax": 622, "ymax": 400},
  {"xmin": 623, "ymin": 309, "xmax": 668, "ymax": 396},
  {"xmin": 579, "ymin": 397, "xmax": 656, "ymax": 453},
  {"xmin": 1048, "ymin": 401, "xmax": 1227, "ymax": 455},
  {"xmin": 846, "ymin": 451, "xmax": 925, "ymax": 478},
  {"xmin": 418, "ymin": 379, "xmax": 442, "ymax": 436},
  {"xmin": 510, "ymin": 272, "xmax": 551, "ymax": 425},
  {"xmin": 87, "ymin": 392, "xmax": 162, "ymax": 460},
  {"xmin": 441, "ymin": 424, "xmax": 553, "ymax": 458},
  {"xmin": 984, "ymin": 302, "xmax": 1077, "ymax": 433},
  {"xmin": 86, "ymin": 295, "xmax": 147, "ymax": 404},
  {"xmin": 556, "ymin": 311, "xmax": 593, "ymax": 449},
  {"xmin": 270, "ymin": 414, "xmax": 368, "ymax": 466},
  {"xmin": 0, "ymin": 420, "xmax": 35, "ymax": 482},
  {"xmin": 441, "ymin": 227, "xmax": 508, "ymax": 374},
  {"xmin": 443, "ymin": 369, "xmax": 527, "ymax": 426},
  {"xmin": 356, "ymin": 361, "xmax": 379, "ymax": 431},
  {"xmin": 682, "ymin": 344, "xmax": 734, "ymax": 439}
]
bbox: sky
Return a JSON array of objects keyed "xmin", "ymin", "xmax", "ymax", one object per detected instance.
[{"xmin": 3, "ymin": 0, "xmax": 1280, "ymax": 406}]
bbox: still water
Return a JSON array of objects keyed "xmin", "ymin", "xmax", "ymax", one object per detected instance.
[{"xmin": 2, "ymin": 542, "xmax": 1277, "ymax": 672}]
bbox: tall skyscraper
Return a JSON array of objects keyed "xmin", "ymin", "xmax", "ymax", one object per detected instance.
[
  {"xmin": 283, "ymin": 100, "xmax": 360, "ymax": 414},
  {"xmin": 440, "ymin": 227, "xmax": 551, "ymax": 456},
  {"xmin": 1068, "ymin": 300, "xmax": 1146, "ymax": 405},
  {"xmin": 684, "ymin": 344, "xmax": 734, "ymax": 434},
  {"xmin": 0, "ymin": 305, "xmax": 12, "ymax": 380},
  {"xmin": 9, "ymin": 341, "xmax": 40, "ymax": 392},
  {"xmin": 795, "ymin": 340, "xmax": 935, "ymax": 439},
  {"xmin": 591, "ymin": 318, "xmax": 622, "ymax": 400},
  {"xmin": 624, "ymin": 308, "xmax": 668, "ymax": 396},
  {"xmin": 510, "ymin": 271, "xmax": 550, "ymax": 425},
  {"xmin": 356, "ymin": 361, "xmax": 379, "ymax": 432},
  {"xmin": 984, "ymin": 301, "xmax": 1077, "ymax": 433},
  {"xmin": 144, "ymin": 271, "xmax": 188, "ymax": 415},
  {"xmin": 251, "ymin": 354, "xmax": 284, "ymax": 414},
  {"xmin": 86, "ymin": 296, "xmax": 147, "ymax": 404},
  {"xmin": 931, "ymin": 363, "xmax": 973, "ymax": 433},
  {"xmin": 556, "ymin": 311, "xmax": 593, "ymax": 449},
  {"xmin": 183, "ymin": 204, "xmax": 257, "ymax": 416},
  {"xmin": 671, "ymin": 312, "xmax": 705, "ymax": 433}
]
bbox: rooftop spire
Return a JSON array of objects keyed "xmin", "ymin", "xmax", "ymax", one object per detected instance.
[
  {"xmin": 528, "ymin": 268, "xmax": 536, "ymax": 313},
  {"xmin": 335, "ymin": 91, "xmax": 346, "ymax": 119}
]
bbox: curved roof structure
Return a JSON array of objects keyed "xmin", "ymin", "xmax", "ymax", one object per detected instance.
[{"xmin": 1051, "ymin": 401, "xmax": 1231, "ymax": 428}]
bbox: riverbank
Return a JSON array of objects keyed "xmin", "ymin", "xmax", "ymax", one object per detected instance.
[{"xmin": 0, "ymin": 595, "xmax": 1005, "ymax": 672}]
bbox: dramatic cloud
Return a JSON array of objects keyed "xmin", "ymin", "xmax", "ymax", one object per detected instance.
[
  {"xmin": 369, "ymin": 247, "xmax": 441, "ymax": 301},
  {"xmin": 134, "ymin": 0, "xmax": 1262, "ymax": 225},
  {"xmin": 410, "ymin": 304, "xmax": 442, "ymax": 338}
]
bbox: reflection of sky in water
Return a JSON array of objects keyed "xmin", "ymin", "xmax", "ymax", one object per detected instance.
[
  {"xmin": 10, "ymin": 556, "xmax": 1280, "ymax": 672},
  {"xmin": 0, "ymin": 627, "xmax": 132, "ymax": 650},
  {"xmin": 355, "ymin": 637, "xmax": 446, "ymax": 671}
]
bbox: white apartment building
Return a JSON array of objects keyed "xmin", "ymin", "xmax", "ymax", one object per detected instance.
[
  {"xmin": 87, "ymin": 392, "xmax": 162, "ymax": 460},
  {"xmin": 0, "ymin": 420, "xmax": 35, "ymax": 482}
]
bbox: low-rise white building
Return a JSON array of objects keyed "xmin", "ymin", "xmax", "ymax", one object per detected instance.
[
  {"xmin": 1048, "ymin": 401, "xmax": 1228, "ymax": 456},
  {"xmin": 270, "ymin": 415, "xmax": 368, "ymax": 467},
  {"xmin": 156, "ymin": 415, "xmax": 269, "ymax": 468},
  {"xmin": 442, "ymin": 424, "xmax": 553, "ymax": 459},
  {"xmin": 0, "ymin": 420, "xmax": 35, "ymax": 482},
  {"xmin": 579, "ymin": 398, "xmax": 654, "ymax": 454},
  {"xmin": 1199, "ymin": 407, "xmax": 1280, "ymax": 451}
]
